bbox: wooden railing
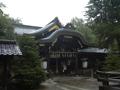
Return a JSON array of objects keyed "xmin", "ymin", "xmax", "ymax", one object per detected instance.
[
  {"xmin": 96, "ymin": 71, "xmax": 120, "ymax": 90},
  {"xmin": 49, "ymin": 52, "xmax": 78, "ymax": 58}
]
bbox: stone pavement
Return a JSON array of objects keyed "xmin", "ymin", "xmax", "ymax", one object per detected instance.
[{"xmin": 39, "ymin": 76, "xmax": 99, "ymax": 90}]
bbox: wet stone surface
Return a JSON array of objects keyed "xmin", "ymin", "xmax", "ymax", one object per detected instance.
[{"xmin": 39, "ymin": 76, "xmax": 99, "ymax": 90}]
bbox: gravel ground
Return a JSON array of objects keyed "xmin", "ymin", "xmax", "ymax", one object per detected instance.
[{"xmin": 39, "ymin": 76, "xmax": 99, "ymax": 90}]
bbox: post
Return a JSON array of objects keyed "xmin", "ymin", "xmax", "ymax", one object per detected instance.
[
  {"xmin": 2, "ymin": 56, "xmax": 12, "ymax": 90},
  {"xmin": 75, "ymin": 54, "xmax": 78, "ymax": 75},
  {"xmin": 56, "ymin": 59, "xmax": 58, "ymax": 74},
  {"xmin": 91, "ymin": 69, "xmax": 94, "ymax": 78},
  {"xmin": 3, "ymin": 59, "xmax": 8, "ymax": 90},
  {"xmin": 46, "ymin": 55, "xmax": 50, "ymax": 73}
]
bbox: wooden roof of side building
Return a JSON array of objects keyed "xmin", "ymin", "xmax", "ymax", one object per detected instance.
[{"xmin": 0, "ymin": 40, "xmax": 22, "ymax": 55}]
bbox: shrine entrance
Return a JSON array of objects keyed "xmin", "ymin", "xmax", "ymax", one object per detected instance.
[
  {"xmin": 48, "ymin": 52, "xmax": 79, "ymax": 75},
  {"xmin": 39, "ymin": 30, "xmax": 107, "ymax": 76},
  {"xmin": 28, "ymin": 17, "xmax": 107, "ymax": 76}
]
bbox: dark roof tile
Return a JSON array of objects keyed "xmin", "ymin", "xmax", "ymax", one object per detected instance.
[{"xmin": 0, "ymin": 40, "xmax": 22, "ymax": 55}]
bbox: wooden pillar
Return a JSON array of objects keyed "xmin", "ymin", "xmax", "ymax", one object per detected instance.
[
  {"xmin": 47, "ymin": 46, "xmax": 50, "ymax": 73},
  {"xmin": 91, "ymin": 57, "xmax": 95, "ymax": 78},
  {"xmin": 3, "ymin": 59, "xmax": 7, "ymax": 90},
  {"xmin": 75, "ymin": 54, "xmax": 78, "ymax": 75},
  {"xmin": 90, "ymin": 69, "xmax": 94, "ymax": 78},
  {"xmin": 55, "ymin": 59, "xmax": 58, "ymax": 74},
  {"xmin": 2, "ymin": 56, "xmax": 11, "ymax": 90},
  {"xmin": 46, "ymin": 55, "xmax": 50, "ymax": 73}
]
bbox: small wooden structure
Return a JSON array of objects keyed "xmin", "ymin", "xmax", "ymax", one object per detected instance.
[
  {"xmin": 96, "ymin": 71, "xmax": 120, "ymax": 90},
  {"xmin": 0, "ymin": 40, "xmax": 22, "ymax": 90}
]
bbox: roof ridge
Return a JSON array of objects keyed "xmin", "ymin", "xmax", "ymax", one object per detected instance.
[{"xmin": 0, "ymin": 39, "xmax": 16, "ymax": 44}]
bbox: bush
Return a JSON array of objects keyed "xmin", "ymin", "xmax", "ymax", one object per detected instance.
[
  {"xmin": 103, "ymin": 54, "xmax": 120, "ymax": 71},
  {"xmin": 11, "ymin": 35, "xmax": 46, "ymax": 90}
]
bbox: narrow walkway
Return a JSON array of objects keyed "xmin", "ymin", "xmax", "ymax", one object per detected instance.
[{"xmin": 39, "ymin": 76, "xmax": 99, "ymax": 90}]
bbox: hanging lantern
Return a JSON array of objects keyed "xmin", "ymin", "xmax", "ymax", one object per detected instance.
[{"xmin": 82, "ymin": 58, "xmax": 88, "ymax": 69}]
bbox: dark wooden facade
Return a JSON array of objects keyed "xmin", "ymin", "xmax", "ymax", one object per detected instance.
[{"xmin": 39, "ymin": 38, "xmax": 106, "ymax": 75}]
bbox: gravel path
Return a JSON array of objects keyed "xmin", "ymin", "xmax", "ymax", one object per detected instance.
[{"xmin": 39, "ymin": 76, "xmax": 99, "ymax": 90}]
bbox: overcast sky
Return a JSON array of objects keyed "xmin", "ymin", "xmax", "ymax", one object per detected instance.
[{"xmin": 1, "ymin": 0, "xmax": 89, "ymax": 27}]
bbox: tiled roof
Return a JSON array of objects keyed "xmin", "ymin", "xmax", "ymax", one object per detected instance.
[
  {"xmin": 13, "ymin": 23, "xmax": 42, "ymax": 29},
  {"xmin": 0, "ymin": 40, "xmax": 22, "ymax": 55},
  {"xmin": 27, "ymin": 17, "xmax": 63, "ymax": 38},
  {"xmin": 39, "ymin": 28, "xmax": 88, "ymax": 46},
  {"xmin": 78, "ymin": 47, "xmax": 108, "ymax": 54}
]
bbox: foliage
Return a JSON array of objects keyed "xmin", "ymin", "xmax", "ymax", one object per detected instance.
[
  {"xmin": 86, "ymin": 0, "xmax": 120, "ymax": 23},
  {"xmin": 12, "ymin": 35, "xmax": 46, "ymax": 90},
  {"xmin": 103, "ymin": 54, "xmax": 120, "ymax": 71},
  {"xmin": 71, "ymin": 17, "xmax": 96, "ymax": 43},
  {"xmin": 86, "ymin": 0, "xmax": 120, "ymax": 71},
  {"xmin": 11, "ymin": 18, "xmax": 22, "ymax": 24},
  {"xmin": 0, "ymin": 3, "xmax": 15, "ymax": 39},
  {"xmin": 86, "ymin": 0, "xmax": 120, "ymax": 49},
  {"xmin": 0, "ymin": 2, "xmax": 46, "ymax": 89}
]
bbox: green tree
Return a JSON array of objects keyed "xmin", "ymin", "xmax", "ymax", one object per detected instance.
[
  {"xmin": 103, "ymin": 54, "xmax": 120, "ymax": 71},
  {"xmin": 0, "ymin": 3, "xmax": 15, "ymax": 39},
  {"xmin": 12, "ymin": 35, "xmax": 46, "ymax": 90},
  {"xmin": 71, "ymin": 17, "xmax": 96, "ymax": 43},
  {"xmin": 86, "ymin": 0, "xmax": 120, "ymax": 49},
  {"xmin": 86, "ymin": 0, "xmax": 120, "ymax": 71},
  {"xmin": 0, "ymin": 2, "xmax": 46, "ymax": 89}
]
